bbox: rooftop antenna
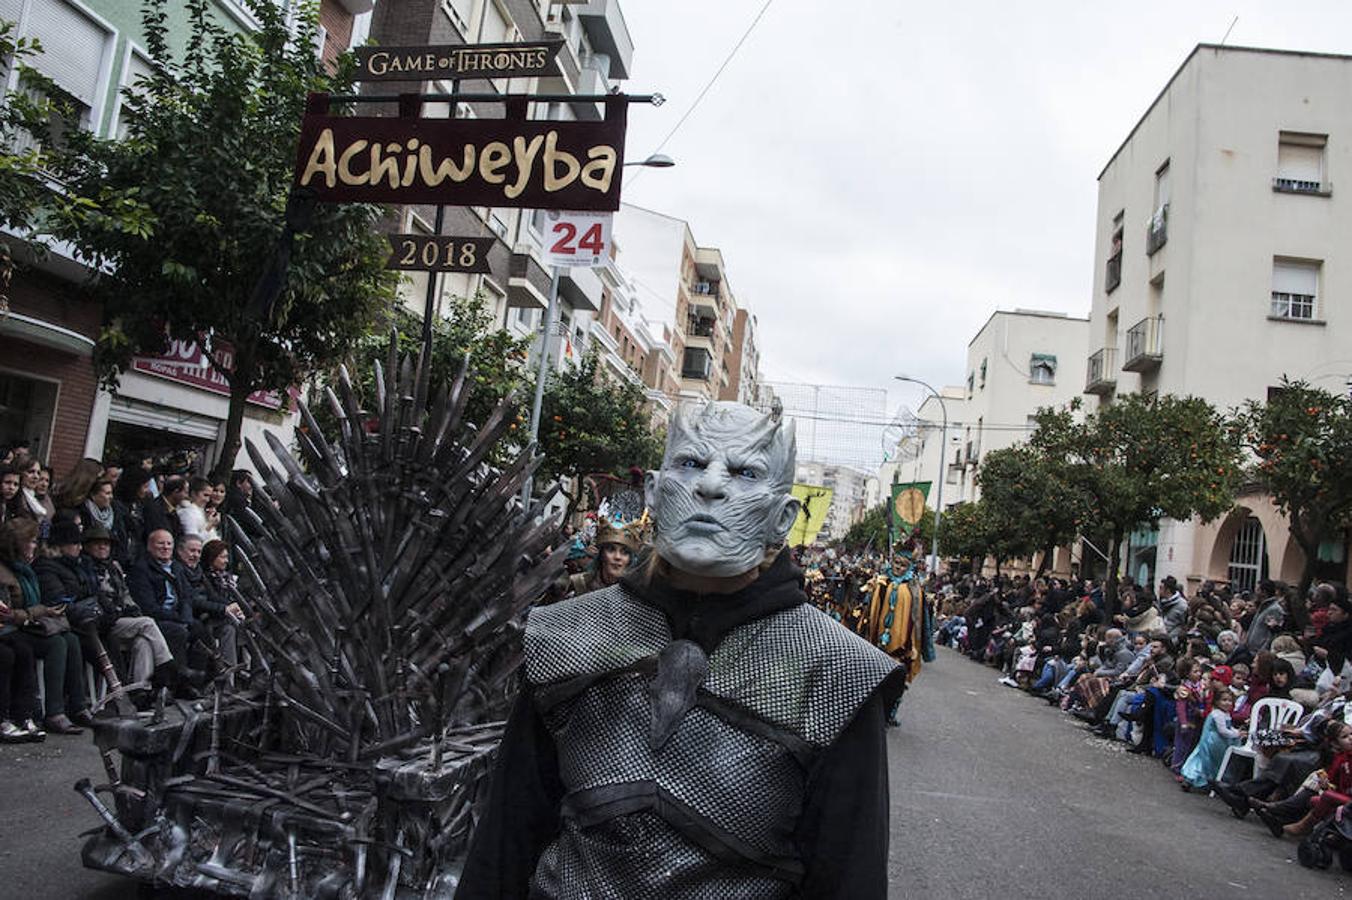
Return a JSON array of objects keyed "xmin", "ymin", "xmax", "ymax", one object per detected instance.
[{"xmin": 1220, "ymin": 15, "xmax": 1239, "ymax": 45}]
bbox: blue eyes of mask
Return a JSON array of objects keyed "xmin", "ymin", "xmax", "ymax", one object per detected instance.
[{"xmin": 677, "ymin": 459, "xmax": 759, "ymax": 480}]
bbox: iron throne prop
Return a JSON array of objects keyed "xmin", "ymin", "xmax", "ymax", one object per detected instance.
[{"xmin": 78, "ymin": 338, "xmax": 566, "ymax": 898}]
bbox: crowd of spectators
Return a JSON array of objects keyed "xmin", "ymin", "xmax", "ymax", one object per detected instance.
[
  {"xmin": 934, "ymin": 571, "xmax": 1352, "ymax": 864},
  {"xmin": 0, "ymin": 444, "xmax": 260, "ymax": 742}
]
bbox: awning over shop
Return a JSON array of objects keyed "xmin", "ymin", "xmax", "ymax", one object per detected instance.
[{"xmin": 0, "ymin": 311, "xmax": 96, "ymax": 356}]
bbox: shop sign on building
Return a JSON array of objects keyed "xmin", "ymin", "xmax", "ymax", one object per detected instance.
[
  {"xmin": 540, "ymin": 210, "xmax": 613, "ymax": 269},
  {"xmin": 293, "ymin": 98, "xmax": 629, "ymax": 210},
  {"xmin": 132, "ymin": 339, "xmax": 286, "ymax": 410}
]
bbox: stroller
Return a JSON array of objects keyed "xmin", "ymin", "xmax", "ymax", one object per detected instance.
[{"xmin": 1298, "ymin": 801, "xmax": 1352, "ymax": 872}]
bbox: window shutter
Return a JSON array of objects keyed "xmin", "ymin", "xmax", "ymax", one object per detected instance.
[
  {"xmin": 27, "ymin": 0, "xmax": 109, "ymax": 108},
  {"xmin": 1277, "ymin": 141, "xmax": 1322, "ymax": 183},
  {"xmin": 0, "ymin": 0, "xmax": 25, "ymax": 27},
  {"xmin": 1272, "ymin": 260, "xmax": 1317, "ymax": 295},
  {"xmin": 482, "ymin": 1, "xmax": 511, "ymax": 42}
]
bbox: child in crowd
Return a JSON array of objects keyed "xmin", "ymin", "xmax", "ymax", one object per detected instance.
[
  {"xmin": 1172, "ymin": 657, "xmax": 1206, "ymax": 775},
  {"xmin": 1180, "ymin": 687, "xmax": 1244, "ymax": 789}
]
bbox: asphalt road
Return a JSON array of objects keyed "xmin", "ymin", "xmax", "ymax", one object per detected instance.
[
  {"xmin": 4, "ymin": 648, "xmax": 1348, "ymax": 898},
  {"xmin": 887, "ymin": 648, "xmax": 1348, "ymax": 899}
]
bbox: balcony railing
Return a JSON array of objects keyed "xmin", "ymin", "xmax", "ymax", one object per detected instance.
[
  {"xmin": 1104, "ymin": 251, "xmax": 1122, "ymax": 294},
  {"xmin": 1145, "ymin": 203, "xmax": 1168, "ymax": 256},
  {"xmin": 1123, "ymin": 315, "xmax": 1163, "ymax": 372},
  {"xmin": 690, "ymin": 281, "xmax": 719, "ymax": 298},
  {"xmin": 1273, "ymin": 176, "xmax": 1331, "ymax": 196},
  {"xmin": 686, "ymin": 317, "xmax": 715, "ymax": 338},
  {"xmin": 1085, "ymin": 346, "xmax": 1117, "ymax": 395}
]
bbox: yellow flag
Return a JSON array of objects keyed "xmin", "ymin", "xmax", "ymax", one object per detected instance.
[{"xmin": 789, "ymin": 484, "xmax": 834, "ymax": 547}]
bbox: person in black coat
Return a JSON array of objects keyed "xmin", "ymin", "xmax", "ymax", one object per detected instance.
[
  {"xmin": 141, "ymin": 477, "xmax": 187, "ymax": 545},
  {"xmin": 112, "ymin": 467, "xmax": 153, "ymax": 565},
  {"xmin": 33, "ymin": 516, "xmax": 107, "ymax": 690},
  {"xmin": 175, "ymin": 534, "xmax": 238, "ymax": 675},
  {"xmin": 127, "ymin": 528, "xmax": 203, "ymax": 693}
]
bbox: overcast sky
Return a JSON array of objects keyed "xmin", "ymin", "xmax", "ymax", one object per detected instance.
[{"xmin": 615, "ymin": 0, "xmax": 1352, "ymax": 420}]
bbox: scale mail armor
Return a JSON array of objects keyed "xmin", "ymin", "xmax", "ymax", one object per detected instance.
[{"xmin": 523, "ymin": 582, "xmax": 899, "ymax": 899}]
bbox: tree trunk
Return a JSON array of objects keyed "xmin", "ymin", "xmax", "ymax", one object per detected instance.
[
  {"xmin": 1103, "ymin": 531, "xmax": 1123, "ymax": 620},
  {"xmin": 1035, "ymin": 540, "xmax": 1055, "ymax": 579},
  {"xmin": 212, "ymin": 345, "xmax": 257, "ymax": 481},
  {"xmin": 1290, "ymin": 511, "xmax": 1321, "ymax": 630}
]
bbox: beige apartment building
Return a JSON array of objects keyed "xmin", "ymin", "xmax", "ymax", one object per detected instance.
[
  {"xmin": 613, "ymin": 204, "xmax": 758, "ymax": 405},
  {"xmin": 1087, "ymin": 44, "xmax": 1352, "ymax": 591}
]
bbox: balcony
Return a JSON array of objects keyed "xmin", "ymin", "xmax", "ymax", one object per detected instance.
[
  {"xmin": 576, "ymin": 0, "xmax": 634, "ymax": 79},
  {"xmin": 1273, "ymin": 176, "xmax": 1332, "ymax": 197},
  {"xmin": 689, "ymin": 280, "xmax": 719, "ymax": 299},
  {"xmin": 681, "ymin": 347, "xmax": 712, "ymax": 381},
  {"xmin": 1085, "ymin": 347, "xmax": 1117, "ymax": 395},
  {"xmin": 686, "ymin": 316, "xmax": 715, "ymax": 338},
  {"xmin": 570, "ymin": 54, "xmax": 611, "ymax": 121},
  {"xmin": 1123, "ymin": 316, "xmax": 1163, "ymax": 372},
  {"xmin": 1145, "ymin": 204, "xmax": 1168, "ymax": 256},
  {"xmin": 1104, "ymin": 251, "xmax": 1122, "ymax": 294}
]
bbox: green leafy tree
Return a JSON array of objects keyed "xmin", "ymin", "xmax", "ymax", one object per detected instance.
[
  {"xmin": 938, "ymin": 500, "xmax": 999, "ymax": 575},
  {"xmin": 977, "ymin": 445, "xmax": 1086, "ymax": 577},
  {"xmin": 537, "ymin": 351, "xmax": 663, "ymax": 512},
  {"xmin": 49, "ymin": 0, "xmax": 395, "ymax": 476},
  {"xmin": 312, "ymin": 294, "xmax": 531, "ymax": 437},
  {"xmin": 1232, "ymin": 378, "xmax": 1352, "ymax": 594},
  {"xmin": 840, "ymin": 502, "xmax": 933, "ymax": 553},
  {"xmin": 1031, "ymin": 394, "xmax": 1241, "ymax": 611}
]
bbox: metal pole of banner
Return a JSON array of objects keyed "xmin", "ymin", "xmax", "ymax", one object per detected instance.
[
  {"xmin": 895, "ymin": 375, "xmax": 947, "ymax": 576},
  {"xmin": 521, "ymin": 266, "xmax": 564, "ymax": 508},
  {"xmin": 420, "ymin": 204, "xmax": 445, "ymax": 358}
]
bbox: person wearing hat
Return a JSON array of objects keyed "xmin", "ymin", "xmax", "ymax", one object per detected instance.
[
  {"xmin": 562, "ymin": 521, "xmax": 640, "ymax": 598},
  {"xmin": 82, "ymin": 522, "xmax": 175, "ymax": 692}
]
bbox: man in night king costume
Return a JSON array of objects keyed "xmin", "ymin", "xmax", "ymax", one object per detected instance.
[{"xmin": 458, "ymin": 401, "xmax": 905, "ymax": 899}]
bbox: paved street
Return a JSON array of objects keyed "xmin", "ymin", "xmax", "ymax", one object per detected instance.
[
  {"xmin": 887, "ymin": 648, "xmax": 1347, "ymax": 899},
  {"xmin": 4, "ymin": 649, "xmax": 1348, "ymax": 899}
]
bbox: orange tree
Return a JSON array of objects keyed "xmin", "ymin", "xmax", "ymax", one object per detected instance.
[
  {"xmin": 976, "ymin": 444, "xmax": 1085, "ymax": 578},
  {"xmin": 537, "ymin": 350, "xmax": 662, "ymax": 514},
  {"xmin": 1232, "ymin": 379, "xmax": 1352, "ymax": 595},
  {"xmin": 1030, "ymin": 394, "xmax": 1240, "ymax": 613}
]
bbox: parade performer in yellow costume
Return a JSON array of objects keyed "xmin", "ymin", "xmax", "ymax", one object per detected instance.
[{"xmin": 862, "ymin": 536, "xmax": 929, "ymax": 725}]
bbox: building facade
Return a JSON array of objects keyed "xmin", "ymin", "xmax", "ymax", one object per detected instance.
[
  {"xmin": 796, "ymin": 460, "xmax": 870, "ymax": 544},
  {"xmin": 1, "ymin": 0, "xmax": 372, "ymax": 475},
  {"xmin": 613, "ymin": 203, "xmax": 758, "ymax": 406},
  {"xmin": 1086, "ymin": 44, "xmax": 1352, "ymax": 590}
]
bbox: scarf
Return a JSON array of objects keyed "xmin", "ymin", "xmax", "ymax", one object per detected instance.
[
  {"xmin": 21, "ymin": 487, "xmax": 45, "ymax": 519},
  {"xmin": 85, "ymin": 499, "xmax": 116, "ymax": 530}
]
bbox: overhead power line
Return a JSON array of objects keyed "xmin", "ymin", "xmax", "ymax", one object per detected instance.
[{"xmin": 628, "ymin": 0, "xmax": 777, "ymax": 184}]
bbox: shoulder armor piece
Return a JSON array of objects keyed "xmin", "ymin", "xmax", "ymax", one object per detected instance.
[
  {"xmin": 525, "ymin": 584, "xmax": 670, "ymax": 686},
  {"xmin": 703, "ymin": 604, "xmax": 899, "ymax": 747}
]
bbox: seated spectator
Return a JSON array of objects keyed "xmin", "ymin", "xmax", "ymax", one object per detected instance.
[
  {"xmin": 1217, "ymin": 628, "xmax": 1252, "ymax": 668},
  {"xmin": 143, "ymin": 476, "xmax": 188, "ymax": 543},
  {"xmin": 11, "ymin": 453, "xmax": 53, "ymax": 530},
  {"xmin": 34, "ymin": 516, "xmax": 109, "ymax": 688},
  {"xmin": 177, "ymin": 477, "xmax": 220, "ymax": 543},
  {"xmin": 1172, "ymin": 657, "xmax": 1206, "ymax": 775},
  {"xmin": 52, "ymin": 458, "xmax": 104, "ymax": 523},
  {"xmin": 1252, "ymin": 719, "xmax": 1352, "ymax": 837},
  {"xmin": 0, "ymin": 584, "xmax": 42, "ymax": 742},
  {"xmin": 220, "ymin": 469, "xmax": 262, "ymax": 536},
  {"xmin": 112, "ymin": 467, "xmax": 153, "ymax": 565},
  {"xmin": 82, "ymin": 478, "xmax": 127, "ymax": 564},
  {"xmin": 82, "ymin": 524, "xmax": 175, "ymax": 692},
  {"xmin": 1246, "ymin": 580, "xmax": 1285, "ymax": 652},
  {"xmin": 1157, "ymin": 576, "xmax": 1189, "ymax": 642},
  {"xmin": 201, "ymin": 539, "xmax": 243, "ymax": 618},
  {"xmin": 1270, "ymin": 634, "xmax": 1309, "ymax": 680},
  {"xmin": 176, "ymin": 534, "xmax": 239, "ymax": 676},
  {"xmin": 127, "ymin": 529, "xmax": 204, "ymax": 696},
  {"xmin": 0, "ymin": 465, "xmax": 27, "ymax": 525},
  {"xmin": 1311, "ymin": 583, "xmax": 1351, "ymax": 677},
  {"xmin": 0, "ymin": 518, "xmax": 89, "ymax": 734}
]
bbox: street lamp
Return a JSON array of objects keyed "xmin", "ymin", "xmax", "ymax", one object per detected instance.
[
  {"xmin": 520, "ymin": 157, "xmax": 677, "ymax": 508},
  {"xmin": 624, "ymin": 153, "xmax": 676, "ymax": 168},
  {"xmin": 894, "ymin": 375, "xmax": 947, "ymax": 577}
]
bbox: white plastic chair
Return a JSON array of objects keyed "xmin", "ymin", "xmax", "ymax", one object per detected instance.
[{"xmin": 1216, "ymin": 696, "xmax": 1305, "ymax": 784}]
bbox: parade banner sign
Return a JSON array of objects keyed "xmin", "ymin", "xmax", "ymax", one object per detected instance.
[
  {"xmin": 385, "ymin": 234, "xmax": 494, "ymax": 273},
  {"xmin": 353, "ymin": 41, "xmax": 563, "ymax": 82},
  {"xmin": 891, "ymin": 481, "xmax": 931, "ymax": 535},
  {"xmin": 293, "ymin": 99, "xmax": 628, "ymax": 210},
  {"xmin": 789, "ymin": 484, "xmax": 833, "ymax": 548}
]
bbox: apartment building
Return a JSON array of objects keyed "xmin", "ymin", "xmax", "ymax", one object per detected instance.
[
  {"xmin": 370, "ymin": 0, "xmax": 632, "ymax": 379},
  {"xmin": 0, "ymin": 0, "xmax": 372, "ymax": 473},
  {"xmin": 591, "ymin": 248, "xmax": 677, "ymax": 426},
  {"xmin": 722, "ymin": 308, "xmax": 761, "ymax": 405},
  {"xmin": 795, "ymin": 461, "xmax": 870, "ymax": 544},
  {"xmin": 1087, "ymin": 44, "xmax": 1352, "ymax": 590},
  {"xmin": 613, "ymin": 203, "xmax": 757, "ymax": 405}
]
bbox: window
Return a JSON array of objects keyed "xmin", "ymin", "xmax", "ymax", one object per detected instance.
[
  {"xmin": 440, "ymin": 0, "xmax": 474, "ymax": 36},
  {"xmin": 1271, "ymin": 258, "xmax": 1319, "ymax": 320},
  {"xmin": 1275, "ymin": 132, "xmax": 1327, "ymax": 194},
  {"xmin": 7, "ymin": 0, "xmax": 114, "ymax": 145},
  {"xmin": 111, "ymin": 47, "xmax": 156, "ymax": 139},
  {"xmin": 1106, "ymin": 211, "xmax": 1124, "ymax": 293},
  {"xmin": 966, "ymin": 373, "xmax": 974, "ymax": 399},
  {"xmin": 978, "ymin": 358, "xmax": 987, "ymax": 389},
  {"xmin": 1147, "ymin": 162, "xmax": 1169, "ymax": 255},
  {"xmin": 1029, "ymin": 353, "xmax": 1057, "ymax": 384}
]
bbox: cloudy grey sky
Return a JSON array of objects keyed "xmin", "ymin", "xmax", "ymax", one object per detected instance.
[{"xmin": 615, "ymin": 0, "xmax": 1352, "ymax": 418}]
